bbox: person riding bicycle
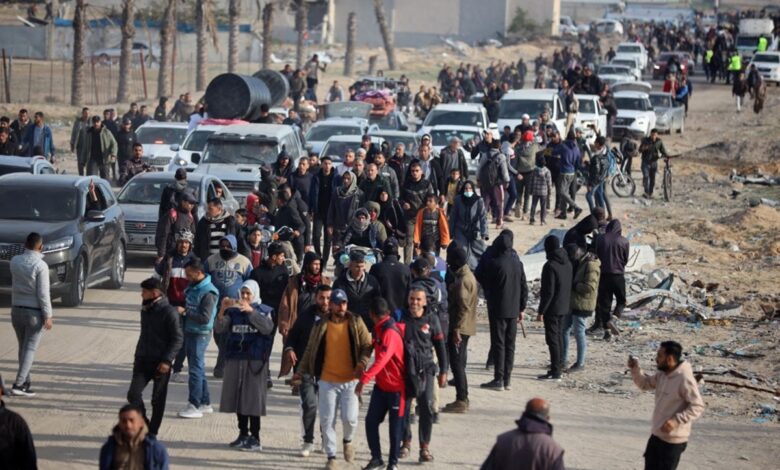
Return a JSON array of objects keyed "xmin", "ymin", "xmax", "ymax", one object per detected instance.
[{"xmin": 639, "ymin": 129, "xmax": 668, "ymax": 199}]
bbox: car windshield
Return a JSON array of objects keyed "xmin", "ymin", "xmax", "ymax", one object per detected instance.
[
  {"xmin": 0, "ymin": 186, "xmax": 79, "ymax": 221},
  {"xmin": 369, "ymin": 114, "xmax": 400, "ymax": 129},
  {"xmin": 498, "ymin": 99, "xmax": 552, "ymax": 119},
  {"xmin": 320, "ymin": 141, "xmax": 361, "ymax": 161},
  {"xmin": 578, "ymin": 100, "xmax": 597, "ymax": 114},
  {"xmin": 617, "ymin": 45, "xmax": 641, "ymax": 53},
  {"xmin": 736, "ymin": 36, "xmax": 760, "ymax": 47},
  {"xmin": 754, "ymin": 54, "xmax": 780, "ymax": 63},
  {"xmin": 599, "ymin": 66, "xmax": 629, "ymax": 75},
  {"xmin": 0, "ymin": 164, "xmax": 30, "ymax": 176},
  {"xmin": 612, "ymin": 60, "xmax": 635, "ymax": 68},
  {"xmin": 423, "ymin": 110, "xmax": 483, "ymax": 127},
  {"xmin": 136, "ymin": 126, "xmax": 188, "ymax": 145},
  {"xmin": 430, "ymin": 129, "xmax": 479, "ymax": 147},
  {"xmin": 305, "ymin": 125, "xmax": 362, "ymax": 142},
  {"xmin": 616, "ymin": 97, "xmax": 650, "ymax": 111},
  {"xmin": 202, "ymin": 139, "xmax": 279, "ymax": 165},
  {"xmin": 117, "ymin": 179, "xmax": 200, "ymax": 204},
  {"xmin": 649, "ymin": 95, "xmax": 672, "ymax": 108},
  {"xmin": 183, "ymin": 130, "xmax": 216, "ymax": 151}
]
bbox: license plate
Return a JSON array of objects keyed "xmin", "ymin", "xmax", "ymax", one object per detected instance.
[{"xmin": 130, "ymin": 234, "xmax": 153, "ymax": 245}]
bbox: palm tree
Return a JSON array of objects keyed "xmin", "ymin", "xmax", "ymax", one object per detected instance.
[
  {"xmin": 227, "ymin": 0, "xmax": 241, "ymax": 72},
  {"xmin": 157, "ymin": 0, "xmax": 177, "ymax": 98},
  {"xmin": 372, "ymin": 0, "xmax": 396, "ymax": 70},
  {"xmin": 116, "ymin": 0, "xmax": 136, "ymax": 103},
  {"xmin": 294, "ymin": 0, "xmax": 307, "ymax": 69},
  {"xmin": 344, "ymin": 12, "xmax": 356, "ymax": 76},
  {"xmin": 195, "ymin": 0, "xmax": 217, "ymax": 91},
  {"xmin": 261, "ymin": 1, "xmax": 274, "ymax": 69},
  {"xmin": 71, "ymin": 0, "xmax": 86, "ymax": 105}
]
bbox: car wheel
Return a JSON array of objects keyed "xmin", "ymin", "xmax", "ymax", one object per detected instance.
[
  {"xmin": 105, "ymin": 243, "xmax": 126, "ymax": 289},
  {"xmin": 62, "ymin": 255, "xmax": 86, "ymax": 307}
]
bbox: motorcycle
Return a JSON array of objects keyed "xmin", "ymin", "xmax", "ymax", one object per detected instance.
[
  {"xmin": 253, "ymin": 224, "xmax": 299, "ymax": 275},
  {"xmin": 333, "ymin": 244, "xmax": 382, "ymax": 278}
]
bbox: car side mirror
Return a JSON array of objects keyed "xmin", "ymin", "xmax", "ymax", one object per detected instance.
[
  {"xmin": 170, "ymin": 144, "xmax": 180, "ymax": 151},
  {"xmin": 191, "ymin": 153, "xmax": 201, "ymax": 164},
  {"xmin": 86, "ymin": 210, "xmax": 106, "ymax": 222}
]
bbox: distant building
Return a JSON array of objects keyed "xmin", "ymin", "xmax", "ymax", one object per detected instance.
[{"xmin": 329, "ymin": 0, "xmax": 561, "ymax": 47}]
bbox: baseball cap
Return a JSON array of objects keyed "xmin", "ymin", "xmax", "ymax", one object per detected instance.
[
  {"xmin": 330, "ymin": 289, "xmax": 348, "ymax": 304},
  {"xmin": 175, "ymin": 168, "xmax": 187, "ymax": 180}
]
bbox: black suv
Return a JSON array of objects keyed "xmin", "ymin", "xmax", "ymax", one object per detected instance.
[{"xmin": 0, "ymin": 174, "xmax": 127, "ymax": 306}]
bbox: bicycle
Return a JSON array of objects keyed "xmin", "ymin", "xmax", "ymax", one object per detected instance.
[
  {"xmin": 662, "ymin": 156, "xmax": 674, "ymax": 202},
  {"xmin": 609, "ymin": 146, "xmax": 636, "ymax": 197}
]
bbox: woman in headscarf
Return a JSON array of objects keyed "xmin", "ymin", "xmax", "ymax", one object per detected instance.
[
  {"xmin": 216, "ymin": 279, "xmax": 275, "ymax": 452},
  {"xmin": 341, "ymin": 207, "xmax": 387, "ymax": 250},
  {"xmin": 327, "ymin": 171, "xmax": 365, "ymax": 252},
  {"xmin": 377, "ymin": 188, "xmax": 406, "ymax": 244},
  {"xmin": 448, "ymin": 180, "xmax": 488, "ymax": 270}
]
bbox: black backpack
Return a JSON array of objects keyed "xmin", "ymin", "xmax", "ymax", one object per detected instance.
[
  {"xmin": 382, "ymin": 318, "xmax": 426, "ymax": 397},
  {"xmin": 478, "ymin": 151, "xmax": 501, "ymax": 188}
]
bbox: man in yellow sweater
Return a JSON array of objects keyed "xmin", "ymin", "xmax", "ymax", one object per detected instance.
[
  {"xmin": 629, "ymin": 341, "xmax": 705, "ymax": 470},
  {"xmin": 296, "ymin": 289, "xmax": 373, "ymax": 470}
]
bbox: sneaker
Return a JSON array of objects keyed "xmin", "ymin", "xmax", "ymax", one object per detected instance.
[
  {"xmin": 536, "ymin": 372, "xmax": 562, "ymax": 381},
  {"xmin": 229, "ymin": 434, "xmax": 249, "ymax": 448},
  {"xmin": 573, "ymin": 208, "xmax": 583, "ymax": 219},
  {"xmin": 447, "ymin": 378, "xmax": 456, "ymax": 387},
  {"xmin": 567, "ymin": 364, "xmax": 585, "ymax": 373},
  {"xmin": 603, "ymin": 331, "xmax": 612, "ymax": 342},
  {"xmin": 362, "ymin": 458, "xmax": 385, "ymax": 470},
  {"xmin": 325, "ymin": 457, "xmax": 338, "ymax": 470},
  {"xmin": 529, "ymin": 219, "xmax": 535, "ymax": 225},
  {"xmin": 10, "ymin": 384, "xmax": 36, "ymax": 397},
  {"xmin": 386, "ymin": 465, "xmax": 398, "ymax": 470},
  {"xmin": 399, "ymin": 442, "xmax": 411, "ymax": 459},
  {"xmin": 171, "ymin": 372, "xmax": 187, "ymax": 383},
  {"xmin": 178, "ymin": 403, "xmax": 203, "ymax": 419},
  {"xmin": 503, "ymin": 215, "xmax": 514, "ymax": 222},
  {"xmin": 586, "ymin": 323, "xmax": 603, "ymax": 334},
  {"xmin": 419, "ymin": 448, "xmax": 434, "ymax": 463},
  {"xmin": 554, "ymin": 214, "xmax": 567, "ymax": 220},
  {"xmin": 300, "ymin": 442, "xmax": 315, "ymax": 457},
  {"xmin": 441, "ymin": 400, "xmax": 469, "ymax": 414},
  {"xmin": 606, "ymin": 320, "xmax": 621, "ymax": 335},
  {"xmin": 240, "ymin": 436, "xmax": 262, "ymax": 452},
  {"xmin": 198, "ymin": 404, "xmax": 214, "ymax": 414},
  {"xmin": 343, "ymin": 441, "xmax": 355, "ymax": 462},
  {"xmin": 504, "ymin": 383, "xmax": 512, "ymax": 391},
  {"xmin": 432, "ymin": 412, "xmax": 439, "ymax": 424},
  {"xmin": 480, "ymin": 379, "xmax": 504, "ymax": 391}
]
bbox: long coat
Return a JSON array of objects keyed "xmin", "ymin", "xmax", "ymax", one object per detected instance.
[{"xmin": 449, "ymin": 194, "xmax": 488, "ymax": 270}]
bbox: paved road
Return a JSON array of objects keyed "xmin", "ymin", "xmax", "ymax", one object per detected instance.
[{"xmin": 1, "ymin": 251, "xmax": 778, "ymax": 470}]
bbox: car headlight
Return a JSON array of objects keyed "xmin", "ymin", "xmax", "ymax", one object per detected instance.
[
  {"xmin": 43, "ymin": 236, "xmax": 74, "ymax": 254},
  {"xmin": 175, "ymin": 157, "xmax": 188, "ymax": 166}
]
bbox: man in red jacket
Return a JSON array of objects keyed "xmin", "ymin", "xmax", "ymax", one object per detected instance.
[{"xmin": 357, "ymin": 297, "xmax": 405, "ymax": 470}]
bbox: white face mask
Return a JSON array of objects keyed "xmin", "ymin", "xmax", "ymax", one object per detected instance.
[{"xmin": 463, "ymin": 191, "xmax": 474, "ymax": 198}]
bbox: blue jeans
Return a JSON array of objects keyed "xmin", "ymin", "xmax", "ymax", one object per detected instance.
[
  {"xmin": 11, "ymin": 307, "xmax": 45, "ymax": 386},
  {"xmin": 366, "ymin": 386, "xmax": 404, "ymax": 466},
  {"xmin": 318, "ymin": 379, "xmax": 359, "ymax": 458},
  {"xmin": 586, "ymin": 182, "xmax": 612, "ymax": 217},
  {"xmin": 185, "ymin": 333, "xmax": 211, "ymax": 407},
  {"xmin": 503, "ymin": 177, "xmax": 518, "ymax": 215},
  {"xmin": 562, "ymin": 314, "xmax": 588, "ymax": 367}
]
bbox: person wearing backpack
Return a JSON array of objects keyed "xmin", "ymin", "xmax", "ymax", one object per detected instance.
[
  {"xmin": 585, "ymin": 136, "xmax": 612, "ymax": 220},
  {"xmin": 398, "ymin": 288, "xmax": 448, "ymax": 463},
  {"xmin": 358, "ymin": 297, "xmax": 407, "ymax": 470},
  {"xmin": 155, "ymin": 192, "xmax": 198, "ymax": 263},
  {"xmin": 476, "ymin": 135, "xmax": 510, "ymax": 229}
]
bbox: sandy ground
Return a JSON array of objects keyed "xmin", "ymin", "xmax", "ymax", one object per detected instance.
[{"xmin": 1, "ymin": 41, "xmax": 780, "ymax": 469}]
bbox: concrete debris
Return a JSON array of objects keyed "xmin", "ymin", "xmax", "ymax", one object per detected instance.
[
  {"xmin": 441, "ymin": 37, "xmax": 469, "ymax": 56},
  {"xmin": 748, "ymin": 197, "xmax": 779, "ymax": 208},
  {"xmin": 729, "ymin": 169, "xmax": 780, "ymax": 186}
]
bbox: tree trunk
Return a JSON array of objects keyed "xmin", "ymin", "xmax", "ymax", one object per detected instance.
[
  {"xmin": 294, "ymin": 0, "xmax": 307, "ymax": 69},
  {"xmin": 71, "ymin": 0, "xmax": 86, "ymax": 106},
  {"xmin": 195, "ymin": 0, "xmax": 209, "ymax": 91},
  {"xmin": 261, "ymin": 1, "xmax": 273, "ymax": 70},
  {"xmin": 343, "ymin": 12, "xmax": 356, "ymax": 76},
  {"xmin": 227, "ymin": 0, "xmax": 240, "ymax": 72},
  {"xmin": 157, "ymin": 0, "xmax": 176, "ymax": 98},
  {"xmin": 372, "ymin": 0, "xmax": 396, "ymax": 70},
  {"xmin": 117, "ymin": 0, "xmax": 136, "ymax": 103}
]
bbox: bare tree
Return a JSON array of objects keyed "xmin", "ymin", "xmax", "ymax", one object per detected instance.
[
  {"xmin": 227, "ymin": 0, "xmax": 241, "ymax": 72},
  {"xmin": 344, "ymin": 12, "xmax": 355, "ymax": 76},
  {"xmin": 116, "ymin": 0, "xmax": 136, "ymax": 103},
  {"xmin": 157, "ymin": 0, "xmax": 177, "ymax": 98},
  {"xmin": 71, "ymin": 0, "xmax": 86, "ymax": 105},
  {"xmin": 294, "ymin": 0, "xmax": 307, "ymax": 69},
  {"xmin": 261, "ymin": 1, "xmax": 274, "ymax": 69},
  {"xmin": 372, "ymin": 0, "xmax": 396, "ymax": 70},
  {"xmin": 195, "ymin": 0, "xmax": 217, "ymax": 91}
]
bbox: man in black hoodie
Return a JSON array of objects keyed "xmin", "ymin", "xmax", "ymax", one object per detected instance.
[
  {"xmin": 310, "ymin": 156, "xmax": 336, "ymax": 268},
  {"xmin": 536, "ymin": 236, "xmax": 572, "ymax": 381},
  {"xmin": 474, "ymin": 230, "xmax": 528, "ymax": 391},
  {"xmin": 593, "ymin": 219, "xmax": 629, "ymax": 340},
  {"xmin": 126, "ymin": 278, "xmax": 183, "ymax": 437},
  {"xmin": 400, "ymin": 161, "xmax": 434, "ymax": 263},
  {"xmin": 369, "ymin": 238, "xmax": 411, "ymax": 313},
  {"xmin": 194, "ymin": 198, "xmax": 245, "ymax": 261}
]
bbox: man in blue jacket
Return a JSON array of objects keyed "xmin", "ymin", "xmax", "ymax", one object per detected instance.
[
  {"xmin": 177, "ymin": 259, "xmax": 219, "ymax": 419},
  {"xmin": 21, "ymin": 112, "xmax": 55, "ymax": 162},
  {"xmin": 99, "ymin": 404, "xmax": 170, "ymax": 470},
  {"xmin": 553, "ymin": 131, "xmax": 583, "ymax": 220}
]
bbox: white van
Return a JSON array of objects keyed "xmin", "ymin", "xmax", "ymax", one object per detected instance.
[
  {"xmin": 192, "ymin": 124, "xmax": 306, "ymax": 204},
  {"xmin": 497, "ymin": 89, "xmax": 567, "ymax": 134}
]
